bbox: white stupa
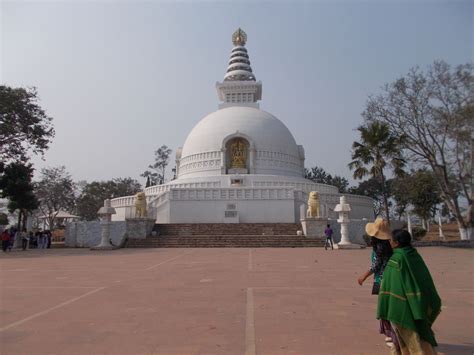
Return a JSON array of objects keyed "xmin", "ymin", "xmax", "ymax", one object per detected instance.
[{"xmin": 111, "ymin": 28, "xmax": 373, "ymax": 223}]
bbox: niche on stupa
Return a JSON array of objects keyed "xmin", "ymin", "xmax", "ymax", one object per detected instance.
[{"xmin": 226, "ymin": 137, "xmax": 249, "ymax": 174}]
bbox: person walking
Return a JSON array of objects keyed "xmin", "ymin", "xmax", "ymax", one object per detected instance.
[
  {"xmin": 8, "ymin": 228, "xmax": 16, "ymax": 251},
  {"xmin": 358, "ymin": 218, "xmax": 398, "ymax": 351},
  {"xmin": 1, "ymin": 229, "xmax": 10, "ymax": 252},
  {"xmin": 20, "ymin": 228, "xmax": 29, "ymax": 250},
  {"xmin": 377, "ymin": 229, "xmax": 441, "ymax": 355},
  {"xmin": 324, "ymin": 224, "xmax": 334, "ymax": 250},
  {"xmin": 37, "ymin": 230, "xmax": 45, "ymax": 249}
]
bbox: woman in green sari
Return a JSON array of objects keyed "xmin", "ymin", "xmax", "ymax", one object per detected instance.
[{"xmin": 377, "ymin": 229, "xmax": 441, "ymax": 355}]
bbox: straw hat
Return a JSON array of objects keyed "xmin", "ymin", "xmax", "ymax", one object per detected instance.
[{"xmin": 365, "ymin": 218, "xmax": 391, "ymax": 240}]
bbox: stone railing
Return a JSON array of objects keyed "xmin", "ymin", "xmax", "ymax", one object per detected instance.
[
  {"xmin": 110, "ymin": 188, "xmax": 373, "ymax": 208},
  {"xmin": 169, "ymin": 187, "xmax": 295, "ymax": 201},
  {"xmin": 110, "ymin": 195, "xmax": 135, "ymax": 208}
]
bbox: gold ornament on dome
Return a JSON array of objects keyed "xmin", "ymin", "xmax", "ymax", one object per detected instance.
[
  {"xmin": 232, "ymin": 28, "xmax": 247, "ymax": 46},
  {"xmin": 230, "ymin": 139, "xmax": 247, "ymax": 168}
]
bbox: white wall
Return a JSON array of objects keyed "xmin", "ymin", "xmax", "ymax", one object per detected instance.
[{"xmin": 168, "ymin": 199, "xmax": 295, "ymax": 223}]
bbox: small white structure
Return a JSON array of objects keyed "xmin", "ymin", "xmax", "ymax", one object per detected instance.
[
  {"xmin": 334, "ymin": 196, "xmax": 361, "ymax": 249},
  {"xmin": 91, "ymin": 199, "xmax": 117, "ymax": 250}
]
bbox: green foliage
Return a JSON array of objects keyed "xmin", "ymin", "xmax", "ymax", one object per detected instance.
[
  {"xmin": 0, "ymin": 86, "xmax": 55, "ymax": 163},
  {"xmin": 76, "ymin": 178, "xmax": 142, "ymax": 220},
  {"xmin": 141, "ymin": 145, "xmax": 172, "ymax": 185},
  {"xmin": 348, "ymin": 120, "xmax": 405, "ymax": 223},
  {"xmin": 348, "ymin": 177, "xmax": 391, "ymax": 218},
  {"xmin": 0, "ymin": 162, "xmax": 38, "ymax": 229},
  {"xmin": 409, "ymin": 170, "xmax": 442, "ymax": 221},
  {"xmin": 391, "ymin": 170, "xmax": 443, "ymax": 223},
  {"xmin": 348, "ymin": 121, "xmax": 405, "ymax": 180},
  {"xmin": 304, "ymin": 166, "xmax": 349, "ymax": 193},
  {"xmin": 35, "ymin": 166, "xmax": 76, "ymax": 228},
  {"xmin": 390, "ymin": 176, "xmax": 411, "ymax": 219},
  {"xmin": 362, "ymin": 61, "xmax": 473, "ymax": 229},
  {"xmin": 411, "ymin": 226, "xmax": 427, "ymax": 241},
  {"xmin": 0, "ymin": 213, "xmax": 8, "ymax": 226}
]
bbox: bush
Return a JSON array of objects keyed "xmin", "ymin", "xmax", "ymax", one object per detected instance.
[
  {"xmin": 0, "ymin": 213, "xmax": 8, "ymax": 226},
  {"xmin": 411, "ymin": 226, "xmax": 427, "ymax": 240}
]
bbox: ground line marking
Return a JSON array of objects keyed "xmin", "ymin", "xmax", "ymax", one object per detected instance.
[
  {"xmin": 245, "ymin": 287, "xmax": 256, "ymax": 355},
  {"xmin": 144, "ymin": 251, "xmax": 193, "ymax": 270},
  {"xmin": 0, "ymin": 287, "xmax": 106, "ymax": 332},
  {"xmin": 248, "ymin": 249, "xmax": 253, "ymax": 271},
  {"xmin": 4, "ymin": 286, "xmax": 97, "ymax": 289}
]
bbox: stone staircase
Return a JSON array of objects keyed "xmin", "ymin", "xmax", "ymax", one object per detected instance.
[
  {"xmin": 126, "ymin": 223, "xmax": 326, "ymax": 248},
  {"xmin": 422, "ymin": 223, "xmax": 461, "ymax": 241}
]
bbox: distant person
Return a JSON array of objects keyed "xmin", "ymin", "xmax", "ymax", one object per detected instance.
[
  {"xmin": 8, "ymin": 228, "xmax": 16, "ymax": 251},
  {"xmin": 46, "ymin": 230, "xmax": 52, "ymax": 249},
  {"xmin": 377, "ymin": 229, "xmax": 441, "ymax": 355},
  {"xmin": 37, "ymin": 230, "xmax": 45, "ymax": 249},
  {"xmin": 1, "ymin": 230, "xmax": 10, "ymax": 252},
  {"xmin": 20, "ymin": 228, "xmax": 29, "ymax": 250},
  {"xmin": 28, "ymin": 231, "xmax": 34, "ymax": 248},
  {"xmin": 324, "ymin": 224, "xmax": 334, "ymax": 250},
  {"xmin": 358, "ymin": 218, "xmax": 398, "ymax": 351}
]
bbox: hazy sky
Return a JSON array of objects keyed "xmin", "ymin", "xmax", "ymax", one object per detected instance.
[{"xmin": 2, "ymin": 0, "xmax": 472, "ymax": 186}]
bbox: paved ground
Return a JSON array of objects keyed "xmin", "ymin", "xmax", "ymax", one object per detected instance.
[{"xmin": 0, "ymin": 247, "xmax": 472, "ymax": 355}]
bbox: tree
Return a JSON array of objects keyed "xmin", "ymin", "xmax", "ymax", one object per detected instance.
[
  {"xmin": 141, "ymin": 145, "xmax": 172, "ymax": 185},
  {"xmin": 390, "ymin": 176, "xmax": 411, "ymax": 220},
  {"xmin": 363, "ymin": 61, "xmax": 473, "ymax": 237},
  {"xmin": 348, "ymin": 177, "xmax": 390, "ymax": 218},
  {"xmin": 76, "ymin": 178, "xmax": 142, "ymax": 220},
  {"xmin": 348, "ymin": 121, "xmax": 405, "ymax": 223},
  {"xmin": 0, "ymin": 86, "xmax": 54, "ymax": 163},
  {"xmin": 408, "ymin": 170, "xmax": 442, "ymax": 229},
  {"xmin": 304, "ymin": 166, "xmax": 350, "ymax": 193},
  {"xmin": 35, "ymin": 166, "xmax": 76, "ymax": 229},
  {"xmin": 391, "ymin": 170, "xmax": 442, "ymax": 226},
  {"xmin": 304, "ymin": 166, "xmax": 332, "ymax": 184},
  {"xmin": 0, "ymin": 162, "xmax": 38, "ymax": 230}
]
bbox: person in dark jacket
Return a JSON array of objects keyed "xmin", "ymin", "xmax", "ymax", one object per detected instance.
[{"xmin": 358, "ymin": 218, "xmax": 398, "ymax": 351}]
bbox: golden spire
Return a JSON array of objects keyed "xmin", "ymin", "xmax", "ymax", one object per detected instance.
[{"xmin": 232, "ymin": 28, "xmax": 247, "ymax": 46}]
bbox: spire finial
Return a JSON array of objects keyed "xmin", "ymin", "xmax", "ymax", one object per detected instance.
[{"xmin": 232, "ymin": 28, "xmax": 247, "ymax": 46}]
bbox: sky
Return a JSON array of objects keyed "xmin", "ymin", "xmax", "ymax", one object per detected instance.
[{"xmin": 1, "ymin": 0, "xmax": 472, "ymax": 186}]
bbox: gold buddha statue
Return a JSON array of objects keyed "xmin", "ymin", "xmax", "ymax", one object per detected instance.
[{"xmin": 230, "ymin": 139, "xmax": 247, "ymax": 169}]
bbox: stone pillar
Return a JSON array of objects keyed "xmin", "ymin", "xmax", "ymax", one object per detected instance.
[
  {"xmin": 91, "ymin": 199, "xmax": 118, "ymax": 250},
  {"xmin": 335, "ymin": 196, "xmax": 362, "ymax": 249},
  {"xmin": 249, "ymin": 148, "xmax": 256, "ymax": 173},
  {"xmin": 220, "ymin": 148, "xmax": 226, "ymax": 174}
]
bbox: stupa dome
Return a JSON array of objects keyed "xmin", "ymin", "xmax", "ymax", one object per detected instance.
[{"xmin": 178, "ymin": 106, "xmax": 304, "ymax": 178}]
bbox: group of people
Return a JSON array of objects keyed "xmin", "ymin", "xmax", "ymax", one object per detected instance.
[
  {"xmin": 358, "ymin": 218, "xmax": 441, "ymax": 355},
  {"xmin": 1, "ymin": 228, "xmax": 53, "ymax": 252}
]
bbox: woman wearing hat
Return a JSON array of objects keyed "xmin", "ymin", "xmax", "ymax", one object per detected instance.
[
  {"xmin": 377, "ymin": 229, "xmax": 441, "ymax": 355},
  {"xmin": 358, "ymin": 218, "xmax": 398, "ymax": 350}
]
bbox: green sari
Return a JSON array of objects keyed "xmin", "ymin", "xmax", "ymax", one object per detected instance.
[{"xmin": 377, "ymin": 247, "xmax": 441, "ymax": 346}]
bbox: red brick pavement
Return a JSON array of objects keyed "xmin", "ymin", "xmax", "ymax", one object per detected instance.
[{"xmin": 0, "ymin": 247, "xmax": 472, "ymax": 355}]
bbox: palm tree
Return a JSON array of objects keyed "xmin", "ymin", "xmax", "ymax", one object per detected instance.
[{"xmin": 348, "ymin": 121, "xmax": 405, "ymax": 223}]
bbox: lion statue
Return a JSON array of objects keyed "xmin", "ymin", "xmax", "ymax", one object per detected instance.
[
  {"xmin": 134, "ymin": 192, "xmax": 147, "ymax": 218},
  {"xmin": 307, "ymin": 191, "xmax": 320, "ymax": 218}
]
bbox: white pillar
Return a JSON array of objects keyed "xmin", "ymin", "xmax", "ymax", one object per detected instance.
[
  {"xmin": 438, "ymin": 215, "xmax": 445, "ymax": 240},
  {"xmin": 92, "ymin": 199, "xmax": 116, "ymax": 250},
  {"xmin": 334, "ymin": 196, "xmax": 360, "ymax": 248},
  {"xmin": 407, "ymin": 212, "xmax": 412, "ymax": 235}
]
